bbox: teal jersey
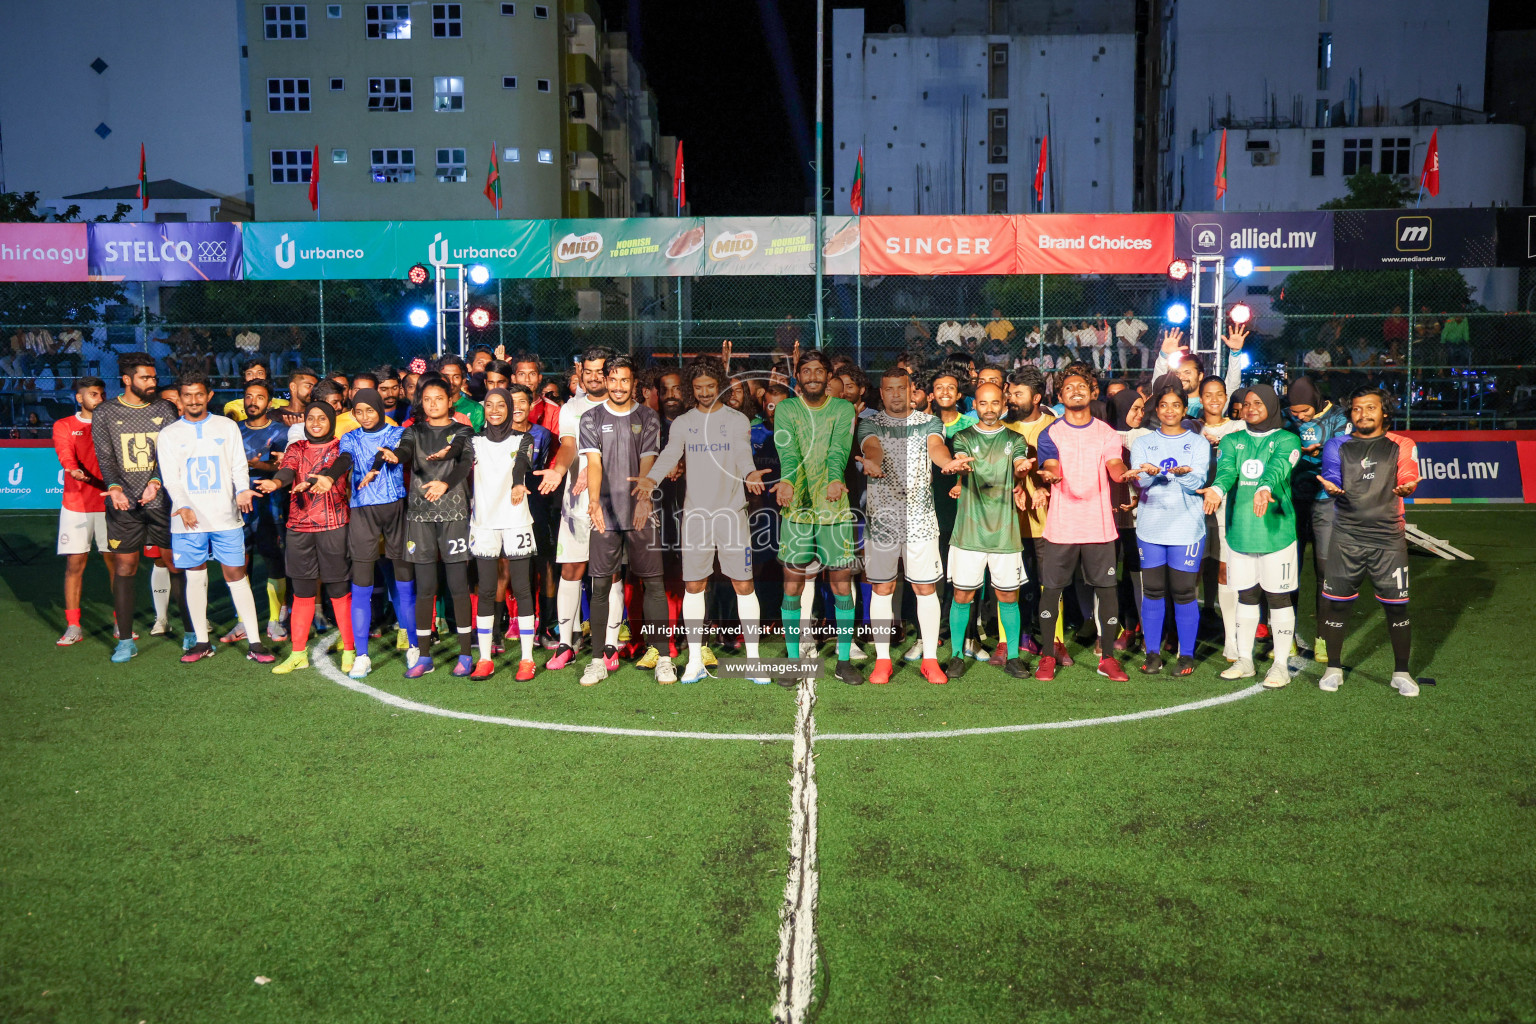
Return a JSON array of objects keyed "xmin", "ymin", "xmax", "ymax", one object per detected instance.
[{"xmin": 1211, "ymin": 427, "xmax": 1303, "ymax": 555}]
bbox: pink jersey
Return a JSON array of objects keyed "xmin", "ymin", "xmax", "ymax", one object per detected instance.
[{"xmin": 1037, "ymin": 416, "xmax": 1123, "ymax": 545}]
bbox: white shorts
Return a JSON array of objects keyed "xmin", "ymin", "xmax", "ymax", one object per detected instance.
[
  {"xmin": 470, "ymin": 523, "xmax": 537, "ymax": 560},
  {"xmin": 58, "ymin": 507, "xmax": 107, "ymax": 555},
  {"xmin": 555, "ymin": 512, "xmax": 591, "ymax": 564},
  {"xmin": 864, "ymin": 533, "xmax": 943, "ymax": 585},
  {"xmin": 947, "ymin": 546, "xmax": 1026, "ymax": 592},
  {"xmin": 1227, "ymin": 542, "xmax": 1298, "ymax": 594},
  {"xmin": 681, "ymin": 507, "xmax": 753, "ymax": 582}
]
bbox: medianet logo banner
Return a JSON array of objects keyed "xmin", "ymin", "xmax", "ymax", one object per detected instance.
[{"xmin": 1014, "ymin": 214, "xmax": 1174, "ymax": 274}]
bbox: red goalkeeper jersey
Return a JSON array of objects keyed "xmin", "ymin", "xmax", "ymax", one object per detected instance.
[{"xmin": 53, "ymin": 414, "xmax": 107, "ymax": 513}]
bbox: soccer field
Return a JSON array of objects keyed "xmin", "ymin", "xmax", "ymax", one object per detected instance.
[{"xmin": 2, "ymin": 506, "xmax": 1533, "ymax": 1023}]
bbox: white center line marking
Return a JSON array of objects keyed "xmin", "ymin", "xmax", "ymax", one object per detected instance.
[{"xmin": 772, "ymin": 672, "xmax": 819, "ymax": 1024}]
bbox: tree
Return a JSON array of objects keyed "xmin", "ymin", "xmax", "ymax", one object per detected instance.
[
  {"xmin": 1319, "ymin": 171, "xmax": 1416, "ymax": 210},
  {"xmin": 0, "ymin": 190, "xmax": 132, "ymax": 223}
]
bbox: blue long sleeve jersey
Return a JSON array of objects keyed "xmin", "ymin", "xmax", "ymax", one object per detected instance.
[
  {"xmin": 1128, "ymin": 428, "xmax": 1212, "ymax": 546},
  {"xmin": 339, "ymin": 423, "xmax": 407, "ymax": 506},
  {"xmin": 1287, "ymin": 403, "xmax": 1350, "ymax": 502}
]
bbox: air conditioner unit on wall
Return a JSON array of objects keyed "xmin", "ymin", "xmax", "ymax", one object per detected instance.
[{"xmin": 1251, "ymin": 151, "xmax": 1276, "ymax": 166}]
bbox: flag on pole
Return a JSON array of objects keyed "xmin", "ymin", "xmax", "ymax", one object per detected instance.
[
  {"xmin": 308, "ymin": 145, "xmax": 320, "ymax": 212},
  {"xmin": 673, "ymin": 140, "xmax": 685, "ymax": 213},
  {"xmin": 137, "ymin": 144, "xmax": 148, "ymax": 210},
  {"xmin": 1420, "ymin": 128, "xmax": 1439, "ymax": 197},
  {"xmin": 1215, "ymin": 129, "xmax": 1228, "ymax": 201},
  {"xmin": 484, "ymin": 143, "xmax": 503, "ymax": 213},
  {"xmin": 850, "ymin": 147, "xmax": 864, "ymax": 214},
  {"xmin": 1034, "ymin": 135, "xmax": 1048, "ymax": 205}
]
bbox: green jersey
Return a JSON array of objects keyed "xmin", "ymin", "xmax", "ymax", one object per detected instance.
[
  {"xmin": 774, "ymin": 395, "xmax": 856, "ymax": 524},
  {"xmin": 950, "ymin": 424, "xmax": 1030, "ymax": 553},
  {"xmin": 932, "ymin": 410, "xmax": 978, "ymax": 532},
  {"xmin": 1211, "ymin": 427, "xmax": 1302, "ymax": 555}
]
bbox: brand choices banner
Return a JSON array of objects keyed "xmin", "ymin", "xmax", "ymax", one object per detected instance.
[
  {"xmin": 1333, "ymin": 209, "xmax": 1498, "ymax": 270},
  {"xmin": 702, "ymin": 217, "xmax": 816, "ymax": 275},
  {"xmin": 1015, "ymin": 214, "xmax": 1173, "ymax": 274},
  {"xmin": 1174, "ymin": 211, "xmax": 1333, "ymax": 270},
  {"xmin": 0, "ymin": 223, "xmax": 89, "ymax": 282},
  {"xmin": 88, "ymin": 222, "xmax": 243, "ymax": 281},
  {"xmin": 859, "ymin": 215, "xmax": 1016, "ymax": 275}
]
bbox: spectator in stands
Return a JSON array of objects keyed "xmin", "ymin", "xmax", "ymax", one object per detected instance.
[
  {"xmin": 1346, "ymin": 335, "xmax": 1376, "ymax": 369},
  {"xmin": 984, "ymin": 308, "xmax": 1015, "ymax": 360},
  {"xmin": 1442, "ymin": 314, "xmax": 1471, "ymax": 365},
  {"xmin": 904, "ymin": 315, "xmax": 933, "ymax": 354},
  {"xmin": 54, "ymin": 326, "xmax": 84, "ymax": 378},
  {"xmin": 935, "ymin": 316, "xmax": 964, "ymax": 351},
  {"xmin": 1303, "ymin": 340, "xmax": 1333, "ymax": 372},
  {"xmin": 1116, "ymin": 309, "xmax": 1150, "ymax": 372},
  {"xmin": 1383, "ymin": 306, "xmax": 1409, "ymax": 349},
  {"xmin": 213, "ymin": 328, "xmax": 239, "ymax": 381},
  {"xmin": 961, "ymin": 314, "xmax": 986, "ymax": 349},
  {"xmin": 235, "ymin": 325, "xmax": 262, "ymax": 362}
]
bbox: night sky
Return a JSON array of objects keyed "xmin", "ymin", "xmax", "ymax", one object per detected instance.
[{"xmin": 614, "ymin": 1, "xmax": 904, "ymax": 215}]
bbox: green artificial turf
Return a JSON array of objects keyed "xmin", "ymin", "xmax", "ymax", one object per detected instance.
[{"xmin": 2, "ymin": 508, "xmax": 1533, "ymax": 1023}]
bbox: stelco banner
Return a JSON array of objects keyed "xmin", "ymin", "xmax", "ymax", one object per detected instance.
[
  {"xmin": 702, "ymin": 216, "xmax": 816, "ymax": 275},
  {"xmin": 1174, "ymin": 211, "xmax": 1333, "ymax": 270},
  {"xmin": 1333, "ymin": 208, "xmax": 1498, "ymax": 270},
  {"xmin": 550, "ymin": 218, "xmax": 706, "ymax": 277},
  {"xmin": 859, "ymin": 215, "xmax": 1016, "ymax": 275},
  {"xmin": 88, "ymin": 222, "xmax": 243, "ymax": 281},
  {"xmin": 0, "ymin": 223, "xmax": 89, "ymax": 282},
  {"xmin": 1015, "ymin": 214, "xmax": 1173, "ymax": 274}
]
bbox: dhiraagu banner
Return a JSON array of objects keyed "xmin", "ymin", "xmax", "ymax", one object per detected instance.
[
  {"xmin": 0, "ymin": 443, "xmax": 65, "ymax": 510},
  {"xmin": 393, "ymin": 220, "xmax": 551, "ymax": 279},
  {"xmin": 241, "ymin": 222, "xmax": 398, "ymax": 280}
]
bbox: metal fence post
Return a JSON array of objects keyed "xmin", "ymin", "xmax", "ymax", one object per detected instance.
[
  {"xmin": 856, "ymin": 277, "xmax": 862, "ymax": 365},
  {"xmin": 317, "ymin": 279, "xmax": 327, "ymax": 373},
  {"xmin": 1037, "ymin": 274, "xmax": 1044, "ymax": 361},
  {"xmin": 1406, "ymin": 269, "xmax": 1414, "ymax": 429}
]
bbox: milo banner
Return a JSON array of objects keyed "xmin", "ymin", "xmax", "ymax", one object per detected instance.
[
  {"xmin": 821, "ymin": 215, "xmax": 861, "ymax": 276},
  {"xmin": 702, "ymin": 217, "xmax": 816, "ymax": 275},
  {"xmin": 88, "ymin": 222, "xmax": 243, "ymax": 281},
  {"xmin": 242, "ymin": 221, "xmax": 398, "ymax": 279},
  {"xmin": 1174, "ymin": 211, "xmax": 1333, "ymax": 270},
  {"xmin": 549, "ymin": 218, "xmax": 705, "ymax": 277},
  {"xmin": 391, "ymin": 219, "xmax": 550, "ymax": 279}
]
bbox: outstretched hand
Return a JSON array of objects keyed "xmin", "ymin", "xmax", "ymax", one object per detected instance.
[
  {"xmin": 1197, "ymin": 486, "xmax": 1223, "ymax": 515},
  {"xmin": 1316, "ymin": 473, "xmax": 1344, "ymax": 498},
  {"xmin": 1160, "ymin": 326, "xmax": 1185, "ymax": 355},
  {"xmin": 1223, "ymin": 323, "xmax": 1249, "ymax": 351},
  {"xmin": 745, "ymin": 468, "xmax": 770, "ymax": 495}
]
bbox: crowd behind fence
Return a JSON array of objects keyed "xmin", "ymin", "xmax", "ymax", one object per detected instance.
[{"xmin": 2, "ymin": 269, "xmax": 1535, "ymax": 434}]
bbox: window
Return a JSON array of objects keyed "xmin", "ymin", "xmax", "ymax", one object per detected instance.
[
  {"xmin": 1315, "ymin": 98, "xmax": 1330, "ymax": 128},
  {"xmin": 436, "ymin": 147, "xmax": 468, "ymax": 181},
  {"xmin": 367, "ymin": 77, "xmax": 412, "ymax": 111},
  {"xmin": 330, "ymin": 77, "xmax": 345, "ymax": 91},
  {"xmin": 263, "ymin": 5, "xmax": 307, "ymax": 39},
  {"xmin": 370, "ymin": 148, "xmax": 415, "ymax": 182},
  {"xmin": 534, "ymin": 4, "xmax": 549, "ymax": 17},
  {"xmin": 266, "ymin": 78, "xmax": 311, "ymax": 113},
  {"xmin": 504, "ymin": 147, "xmax": 520, "ymax": 162},
  {"xmin": 366, "ymin": 4, "xmax": 411, "ymax": 38},
  {"xmin": 270, "ymin": 148, "xmax": 313, "ymax": 184},
  {"xmin": 988, "ymin": 173, "xmax": 1008, "ymax": 213},
  {"xmin": 331, "ymin": 148, "xmax": 348, "ymax": 163},
  {"xmin": 326, "ymin": 4, "xmax": 341, "ymax": 16},
  {"xmin": 1343, "ymin": 138, "xmax": 1372, "ymax": 175},
  {"xmin": 536, "ymin": 148, "xmax": 553, "ymax": 164},
  {"xmin": 1310, "ymin": 139, "xmax": 1325, "ymax": 176},
  {"xmin": 434, "ymin": 76, "xmax": 464, "ymax": 111},
  {"xmin": 988, "ymin": 43, "xmax": 1008, "ymax": 98},
  {"xmin": 1317, "ymin": 32, "xmax": 1332, "ymax": 90},
  {"xmin": 501, "ymin": 2, "xmax": 515, "ymax": 12},
  {"xmin": 987, "ymin": 108, "xmax": 1007, "ymax": 164},
  {"xmin": 432, "ymin": 4, "xmax": 462, "ymax": 37},
  {"xmin": 1381, "ymin": 137, "xmax": 1411, "ymax": 175},
  {"xmin": 536, "ymin": 78, "xmax": 551, "ymax": 92},
  {"xmin": 503, "ymin": 76, "xmax": 518, "ymax": 89}
]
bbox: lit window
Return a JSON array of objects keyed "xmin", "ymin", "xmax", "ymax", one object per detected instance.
[
  {"xmin": 432, "ymin": 3, "xmax": 462, "ymax": 37},
  {"xmin": 436, "ymin": 147, "xmax": 468, "ymax": 181},
  {"xmin": 434, "ymin": 76, "xmax": 464, "ymax": 111},
  {"xmin": 505, "ymin": 147, "xmax": 520, "ymax": 162},
  {"xmin": 536, "ymin": 149, "xmax": 552, "ymax": 164},
  {"xmin": 370, "ymin": 148, "xmax": 416, "ymax": 182},
  {"xmin": 365, "ymin": 4, "xmax": 410, "ymax": 39},
  {"xmin": 332, "ymin": 148, "xmax": 348, "ymax": 163},
  {"xmin": 266, "ymin": 78, "xmax": 311, "ymax": 113},
  {"xmin": 270, "ymin": 148, "xmax": 313, "ymax": 184},
  {"xmin": 367, "ymin": 77, "xmax": 412, "ymax": 111},
  {"xmin": 263, "ymin": 5, "xmax": 308, "ymax": 39}
]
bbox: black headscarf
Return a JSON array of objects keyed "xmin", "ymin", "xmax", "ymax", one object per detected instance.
[
  {"xmin": 302, "ymin": 401, "xmax": 337, "ymax": 444},
  {"xmin": 1150, "ymin": 372, "xmax": 1183, "ymax": 399},
  {"xmin": 1245, "ymin": 384, "xmax": 1284, "ymax": 433},
  {"xmin": 352, "ymin": 388, "xmax": 386, "ymax": 431},
  {"xmin": 480, "ymin": 388, "xmax": 515, "ymax": 443},
  {"xmin": 1285, "ymin": 376, "xmax": 1323, "ymax": 413},
  {"xmin": 1107, "ymin": 388, "xmax": 1142, "ymax": 432}
]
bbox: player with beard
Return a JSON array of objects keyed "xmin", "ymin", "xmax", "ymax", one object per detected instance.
[
  {"xmin": 857, "ymin": 366, "xmax": 969, "ymax": 684},
  {"xmin": 649, "ymin": 366, "xmax": 695, "ymax": 665},
  {"xmin": 1032, "ymin": 369, "xmax": 1131, "ymax": 682},
  {"xmin": 1199, "ymin": 385, "xmax": 1303, "ymax": 688},
  {"xmin": 1285, "ymin": 376, "xmax": 1351, "ymax": 662},
  {"xmin": 53, "ymin": 376, "xmax": 113, "ymax": 647},
  {"xmin": 997, "ymin": 366, "xmax": 1054, "ymax": 661},
  {"xmin": 928, "ymin": 369, "xmax": 979, "ymax": 658},
  {"xmin": 230, "ymin": 379, "xmax": 291, "ymax": 642},
  {"xmin": 1315, "ymin": 388, "xmax": 1421, "ymax": 696},
  {"xmin": 467, "ymin": 388, "xmax": 540, "ymax": 680},
  {"xmin": 339, "ymin": 388, "xmax": 413, "ymax": 679},
  {"xmin": 534, "ymin": 347, "xmax": 619, "ymax": 670},
  {"xmin": 774, "ymin": 349, "xmax": 860, "ymax": 685},
  {"xmin": 95, "ymin": 353, "xmax": 190, "ymax": 663},
  {"xmin": 278, "ymin": 367, "xmax": 320, "ymax": 428}
]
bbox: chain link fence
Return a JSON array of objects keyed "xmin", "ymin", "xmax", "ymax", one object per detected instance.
[{"xmin": 3, "ymin": 268, "xmax": 1534, "ymax": 433}]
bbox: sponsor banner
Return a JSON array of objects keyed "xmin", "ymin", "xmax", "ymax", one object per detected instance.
[
  {"xmin": 1015, "ymin": 214, "xmax": 1173, "ymax": 274},
  {"xmin": 1399, "ymin": 431, "xmax": 1536, "ymax": 503},
  {"xmin": 549, "ymin": 218, "xmax": 706, "ymax": 277},
  {"xmin": 392, "ymin": 219, "xmax": 550, "ymax": 279},
  {"xmin": 88, "ymin": 222, "xmax": 243, "ymax": 282},
  {"xmin": 0, "ymin": 442, "xmax": 65, "ymax": 510},
  {"xmin": 1174, "ymin": 211, "xmax": 1333, "ymax": 270},
  {"xmin": 1494, "ymin": 207, "xmax": 1536, "ymax": 269},
  {"xmin": 859, "ymin": 215, "xmax": 1015, "ymax": 275},
  {"xmin": 1333, "ymin": 208, "xmax": 1497, "ymax": 270},
  {"xmin": 821, "ymin": 215, "xmax": 861, "ymax": 276},
  {"xmin": 0, "ymin": 223, "xmax": 90, "ymax": 282},
  {"xmin": 242, "ymin": 221, "xmax": 398, "ymax": 279},
  {"xmin": 702, "ymin": 217, "xmax": 816, "ymax": 275}
]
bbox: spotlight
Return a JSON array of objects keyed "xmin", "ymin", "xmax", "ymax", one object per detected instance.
[
  {"xmin": 1165, "ymin": 302, "xmax": 1189, "ymax": 325},
  {"xmin": 1232, "ymin": 257, "xmax": 1255, "ymax": 278},
  {"xmin": 467, "ymin": 307, "xmax": 493, "ymax": 330},
  {"xmin": 1167, "ymin": 259, "xmax": 1191, "ymax": 281},
  {"xmin": 468, "ymin": 265, "xmax": 491, "ymax": 286},
  {"xmin": 407, "ymin": 263, "xmax": 431, "ymax": 286},
  {"xmin": 1228, "ymin": 302, "xmax": 1252, "ymax": 325},
  {"xmin": 407, "ymin": 308, "xmax": 431, "ymax": 329}
]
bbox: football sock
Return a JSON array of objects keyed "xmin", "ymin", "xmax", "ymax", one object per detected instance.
[
  {"xmin": 949, "ymin": 601, "xmax": 973, "ymax": 661},
  {"xmin": 151, "ymin": 564, "xmax": 170, "ymax": 624},
  {"xmin": 476, "ymin": 614, "xmax": 496, "ymax": 662},
  {"xmin": 1268, "ymin": 602, "xmax": 1295, "ymax": 664},
  {"xmin": 392, "ymin": 573, "xmax": 418, "ymax": 648},
  {"xmin": 869, "ymin": 592, "xmax": 894, "ymax": 661},
  {"xmin": 587, "ymin": 577, "xmax": 611, "ymax": 659},
  {"xmin": 1319, "ymin": 598, "xmax": 1351, "ymax": 669},
  {"xmin": 1140, "ymin": 587, "xmax": 1166, "ymax": 661},
  {"xmin": 1236, "ymin": 599, "xmax": 1261, "ymax": 662},
  {"xmin": 185, "ymin": 568, "xmax": 210, "ymax": 644},
  {"xmin": 1093, "ymin": 587, "xmax": 1119, "ymax": 650},
  {"xmin": 1383, "ymin": 600, "xmax": 1412, "ymax": 674},
  {"xmin": 557, "ymin": 577, "xmax": 582, "ymax": 648},
  {"xmin": 916, "ymin": 591, "xmax": 941, "ymax": 660},
  {"xmin": 1218, "ymin": 583, "xmax": 1239, "ymax": 654},
  {"xmin": 683, "ymin": 590, "xmax": 706, "ymax": 666},
  {"xmin": 1173, "ymin": 600, "xmax": 1201, "ymax": 657},
  {"xmin": 113, "ymin": 573, "xmax": 135, "ymax": 636},
  {"xmin": 290, "ymin": 596, "xmax": 316, "ymax": 652},
  {"xmin": 517, "ymin": 614, "xmax": 535, "ymax": 662},
  {"xmin": 1037, "ymin": 587, "xmax": 1063, "ymax": 653},
  {"xmin": 606, "ymin": 577, "xmax": 625, "ymax": 649},
  {"xmin": 736, "ymin": 590, "xmax": 761, "ymax": 659},
  {"xmin": 833, "ymin": 593, "xmax": 856, "ymax": 661},
  {"xmin": 170, "ymin": 570, "xmax": 189, "ymax": 633},
  {"xmin": 664, "ymin": 584, "xmax": 683, "ymax": 656},
  {"xmin": 351, "ymin": 584, "xmax": 375, "ymax": 653},
  {"xmin": 329, "ymin": 594, "xmax": 355, "ymax": 652},
  {"xmin": 999, "ymin": 600, "xmax": 1022, "ymax": 659},
  {"xmin": 228, "ymin": 576, "xmax": 262, "ymax": 647},
  {"xmin": 782, "ymin": 594, "xmax": 802, "ymax": 659},
  {"xmin": 66, "ymin": 608, "xmax": 81, "ymax": 627}
]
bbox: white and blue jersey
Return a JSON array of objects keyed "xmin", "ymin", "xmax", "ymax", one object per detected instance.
[
  {"xmin": 1128, "ymin": 429, "xmax": 1210, "ymax": 548},
  {"xmin": 340, "ymin": 423, "xmax": 407, "ymax": 507},
  {"xmin": 156, "ymin": 413, "xmax": 252, "ymax": 567}
]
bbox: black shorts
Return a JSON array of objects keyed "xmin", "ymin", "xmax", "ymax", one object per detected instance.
[
  {"xmin": 243, "ymin": 492, "xmax": 286, "ymax": 561},
  {"xmin": 285, "ymin": 527, "xmax": 350, "ymax": 583},
  {"xmin": 1323, "ymin": 539, "xmax": 1409, "ymax": 604},
  {"xmin": 348, "ymin": 500, "xmax": 406, "ymax": 563},
  {"xmin": 106, "ymin": 501, "xmax": 171, "ymax": 552},
  {"xmin": 589, "ymin": 525, "xmax": 662, "ymax": 579},
  {"xmin": 404, "ymin": 517, "xmax": 471, "ymax": 564},
  {"xmin": 528, "ymin": 500, "xmax": 558, "ymax": 562},
  {"xmin": 1038, "ymin": 539, "xmax": 1118, "ymax": 590}
]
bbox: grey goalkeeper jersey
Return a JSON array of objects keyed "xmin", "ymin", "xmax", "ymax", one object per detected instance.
[{"xmin": 648, "ymin": 405, "xmax": 757, "ymax": 514}]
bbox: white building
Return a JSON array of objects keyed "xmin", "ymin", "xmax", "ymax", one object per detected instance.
[
  {"xmin": 0, "ymin": 0, "xmax": 250, "ymax": 208},
  {"xmin": 831, "ymin": 6, "xmax": 1138, "ymax": 215}
]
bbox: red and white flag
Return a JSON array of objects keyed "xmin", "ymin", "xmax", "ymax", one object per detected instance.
[
  {"xmin": 1034, "ymin": 135, "xmax": 1048, "ymax": 205},
  {"xmin": 137, "ymin": 143, "xmax": 148, "ymax": 210},
  {"xmin": 1420, "ymin": 129, "xmax": 1439, "ymax": 197},
  {"xmin": 308, "ymin": 145, "xmax": 320, "ymax": 212},
  {"xmin": 673, "ymin": 140, "xmax": 686, "ymax": 213}
]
